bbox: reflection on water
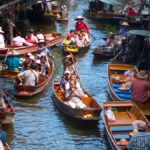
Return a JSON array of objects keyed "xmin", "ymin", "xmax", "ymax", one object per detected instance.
[{"xmin": 0, "ymin": 0, "xmax": 118, "ymax": 149}]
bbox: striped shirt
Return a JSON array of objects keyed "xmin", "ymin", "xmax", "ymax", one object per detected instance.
[{"xmin": 127, "ymin": 132, "xmax": 150, "ymax": 150}]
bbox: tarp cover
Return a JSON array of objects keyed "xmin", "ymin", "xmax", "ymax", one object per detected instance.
[{"xmin": 128, "ymin": 30, "xmax": 150, "ymax": 37}]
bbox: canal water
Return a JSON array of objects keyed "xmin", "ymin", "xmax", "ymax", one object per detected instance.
[{"xmin": 1, "ymin": 0, "xmax": 117, "ymax": 149}]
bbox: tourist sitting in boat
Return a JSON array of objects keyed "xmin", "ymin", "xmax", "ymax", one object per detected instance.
[
  {"xmin": 40, "ymin": 53, "xmax": 50, "ymax": 76},
  {"xmin": 16, "ymin": 63, "xmax": 39, "ymax": 86},
  {"xmin": 25, "ymin": 29, "xmax": 38, "ymax": 44},
  {"xmin": 60, "ymin": 70, "xmax": 71, "ymax": 93},
  {"xmin": 75, "ymin": 16, "xmax": 89, "ymax": 33},
  {"xmin": 118, "ymin": 22, "xmax": 129, "ymax": 38},
  {"xmin": 0, "ymin": 27, "xmax": 5, "ymax": 48},
  {"xmin": 81, "ymin": 29, "xmax": 90, "ymax": 45},
  {"xmin": 127, "ymin": 120, "xmax": 150, "ymax": 150},
  {"xmin": 131, "ymin": 70, "xmax": 150, "ymax": 103},
  {"xmin": 12, "ymin": 32, "xmax": 33, "ymax": 47},
  {"xmin": 5, "ymin": 50, "xmax": 21, "ymax": 72},
  {"xmin": 34, "ymin": 59, "xmax": 42, "ymax": 74},
  {"xmin": 63, "ymin": 34, "xmax": 76, "ymax": 46},
  {"xmin": 75, "ymin": 34, "xmax": 86, "ymax": 47},
  {"xmin": 37, "ymin": 40, "xmax": 50, "ymax": 56},
  {"xmin": 65, "ymin": 79, "xmax": 87, "ymax": 109},
  {"xmin": 127, "ymin": 7, "xmax": 137, "ymax": 16},
  {"xmin": 68, "ymin": 30, "xmax": 76, "ymax": 43},
  {"xmin": 36, "ymin": 29, "xmax": 45, "ymax": 41},
  {"xmin": 0, "ymin": 124, "xmax": 6, "ymax": 147}
]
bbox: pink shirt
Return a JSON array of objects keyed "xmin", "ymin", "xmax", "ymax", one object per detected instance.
[{"xmin": 131, "ymin": 79, "xmax": 150, "ymax": 103}]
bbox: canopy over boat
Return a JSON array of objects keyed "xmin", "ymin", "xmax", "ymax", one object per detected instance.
[
  {"xmin": 128, "ymin": 30, "xmax": 150, "ymax": 37},
  {"xmin": 89, "ymin": 0, "xmax": 120, "ymax": 5}
]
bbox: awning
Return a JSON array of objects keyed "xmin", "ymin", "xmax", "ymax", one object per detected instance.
[
  {"xmin": 100, "ymin": 0, "xmax": 120, "ymax": 5},
  {"xmin": 128, "ymin": 30, "xmax": 150, "ymax": 37}
]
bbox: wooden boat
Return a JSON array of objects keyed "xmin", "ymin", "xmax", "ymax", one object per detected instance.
[
  {"xmin": 0, "ymin": 70, "xmax": 19, "ymax": 78},
  {"xmin": 103, "ymin": 101, "xmax": 150, "ymax": 150},
  {"xmin": 92, "ymin": 46, "xmax": 114, "ymax": 59},
  {"xmin": 107, "ymin": 64, "xmax": 138, "ymax": 101},
  {"xmin": 0, "ymin": 33, "xmax": 62, "ymax": 58},
  {"xmin": 0, "ymin": 92, "xmax": 15, "ymax": 124},
  {"xmin": 63, "ymin": 44, "xmax": 79, "ymax": 54},
  {"xmin": 52, "ymin": 80, "xmax": 101, "ymax": 122},
  {"xmin": 14, "ymin": 63, "xmax": 54, "ymax": 97}
]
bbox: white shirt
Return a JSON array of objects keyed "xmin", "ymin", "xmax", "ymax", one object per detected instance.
[
  {"xmin": 0, "ymin": 34, "xmax": 5, "ymax": 48},
  {"xmin": 36, "ymin": 33, "xmax": 45, "ymax": 40},
  {"xmin": 13, "ymin": 36, "xmax": 33, "ymax": 47}
]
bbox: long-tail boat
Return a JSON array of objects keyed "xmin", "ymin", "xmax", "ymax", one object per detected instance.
[
  {"xmin": 14, "ymin": 62, "xmax": 54, "ymax": 97},
  {"xmin": 52, "ymin": 80, "xmax": 101, "ymax": 122},
  {"xmin": 103, "ymin": 101, "xmax": 150, "ymax": 150},
  {"xmin": 0, "ymin": 33, "xmax": 62, "ymax": 58},
  {"xmin": 107, "ymin": 64, "xmax": 138, "ymax": 101},
  {"xmin": 0, "ymin": 92, "xmax": 15, "ymax": 124}
]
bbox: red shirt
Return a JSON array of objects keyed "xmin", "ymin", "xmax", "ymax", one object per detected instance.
[
  {"xmin": 75, "ymin": 21, "xmax": 89, "ymax": 33},
  {"xmin": 128, "ymin": 9, "xmax": 136, "ymax": 16},
  {"xmin": 131, "ymin": 78, "xmax": 150, "ymax": 103}
]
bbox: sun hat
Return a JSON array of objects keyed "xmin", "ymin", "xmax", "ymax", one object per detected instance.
[
  {"xmin": 61, "ymin": 5, "xmax": 67, "ymax": 10},
  {"xmin": 75, "ymin": 16, "xmax": 84, "ymax": 20},
  {"xmin": 64, "ymin": 70, "xmax": 70, "ymax": 74},
  {"xmin": 117, "ymin": 138, "xmax": 128, "ymax": 146},
  {"xmin": 30, "ymin": 55, "xmax": 35, "ymax": 61},
  {"xmin": 121, "ymin": 22, "xmax": 129, "ymax": 26},
  {"xmin": 38, "ymin": 39, "xmax": 45, "ymax": 43},
  {"xmin": 137, "ymin": 70, "xmax": 148, "ymax": 79},
  {"xmin": 132, "ymin": 120, "xmax": 147, "ymax": 131},
  {"xmin": 0, "ymin": 27, "xmax": 4, "ymax": 33},
  {"xmin": 26, "ymin": 52, "xmax": 32, "ymax": 56}
]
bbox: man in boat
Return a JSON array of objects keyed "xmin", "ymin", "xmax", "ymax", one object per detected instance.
[
  {"xmin": 65, "ymin": 79, "xmax": 87, "ymax": 109},
  {"xmin": 118, "ymin": 22, "xmax": 129, "ymax": 38},
  {"xmin": 5, "ymin": 50, "xmax": 21, "ymax": 72},
  {"xmin": 12, "ymin": 32, "xmax": 33, "ymax": 47},
  {"xmin": 131, "ymin": 70, "xmax": 150, "ymax": 103},
  {"xmin": 75, "ymin": 16, "xmax": 89, "ymax": 33},
  {"xmin": 16, "ymin": 63, "xmax": 39, "ymax": 86},
  {"xmin": 0, "ymin": 124, "xmax": 6, "ymax": 147},
  {"xmin": 127, "ymin": 120, "xmax": 150, "ymax": 150},
  {"xmin": 36, "ymin": 29, "xmax": 45, "ymax": 41},
  {"xmin": 0, "ymin": 27, "xmax": 5, "ymax": 48}
]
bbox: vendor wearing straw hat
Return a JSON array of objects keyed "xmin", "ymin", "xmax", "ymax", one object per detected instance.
[
  {"xmin": 118, "ymin": 21, "xmax": 129, "ymax": 37},
  {"xmin": 75, "ymin": 16, "xmax": 89, "ymax": 33},
  {"xmin": 131, "ymin": 70, "xmax": 150, "ymax": 103}
]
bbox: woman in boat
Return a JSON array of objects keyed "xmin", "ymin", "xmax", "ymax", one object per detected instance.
[
  {"xmin": 25, "ymin": 29, "xmax": 38, "ymax": 44},
  {"xmin": 65, "ymin": 79, "xmax": 87, "ymax": 109},
  {"xmin": 131, "ymin": 70, "xmax": 150, "ymax": 103},
  {"xmin": 36, "ymin": 29, "xmax": 45, "ymax": 41},
  {"xmin": 0, "ymin": 27, "xmax": 5, "ymax": 48},
  {"xmin": 75, "ymin": 16, "xmax": 89, "ymax": 33}
]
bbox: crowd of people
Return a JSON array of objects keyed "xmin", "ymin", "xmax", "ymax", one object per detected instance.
[
  {"xmin": 63, "ymin": 16, "xmax": 90, "ymax": 48},
  {"xmin": 59, "ymin": 55, "xmax": 88, "ymax": 109},
  {"xmin": 89, "ymin": 0, "xmax": 150, "ymax": 16}
]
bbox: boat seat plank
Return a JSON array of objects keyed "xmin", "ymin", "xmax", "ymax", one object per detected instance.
[
  {"xmin": 110, "ymin": 125, "xmax": 133, "ymax": 132},
  {"xmin": 109, "ymin": 112, "xmax": 136, "ymax": 126},
  {"xmin": 113, "ymin": 134, "xmax": 130, "ymax": 140}
]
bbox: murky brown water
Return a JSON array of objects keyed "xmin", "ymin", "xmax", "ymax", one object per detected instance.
[{"xmin": 0, "ymin": 0, "xmax": 118, "ymax": 149}]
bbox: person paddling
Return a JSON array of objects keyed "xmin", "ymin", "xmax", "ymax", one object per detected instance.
[{"xmin": 75, "ymin": 16, "xmax": 89, "ymax": 33}]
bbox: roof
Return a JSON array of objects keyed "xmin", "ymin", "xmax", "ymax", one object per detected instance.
[
  {"xmin": 128, "ymin": 30, "xmax": 150, "ymax": 37},
  {"xmin": 90, "ymin": 0, "xmax": 120, "ymax": 5}
]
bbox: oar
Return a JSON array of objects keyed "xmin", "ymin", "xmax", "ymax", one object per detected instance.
[{"xmin": 89, "ymin": 33, "xmax": 96, "ymax": 40}]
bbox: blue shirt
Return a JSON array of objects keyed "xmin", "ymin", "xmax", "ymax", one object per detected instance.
[
  {"xmin": 127, "ymin": 132, "xmax": 150, "ymax": 150},
  {"xmin": 119, "ymin": 27, "xmax": 129, "ymax": 37}
]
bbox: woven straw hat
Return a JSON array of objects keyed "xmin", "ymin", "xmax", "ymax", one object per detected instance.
[
  {"xmin": 121, "ymin": 22, "xmax": 129, "ymax": 26},
  {"xmin": 75, "ymin": 16, "xmax": 84, "ymax": 20}
]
